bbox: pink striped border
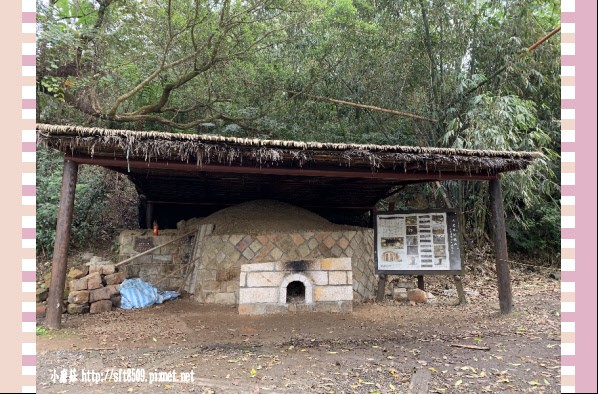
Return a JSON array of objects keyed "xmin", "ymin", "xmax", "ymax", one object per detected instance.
[
  {"xmin": 11, "ymin": 0, "xmax": 598, "ymax": 392},
  {"xmin": 560, "ymin": 2, "xmax": 576, "ymax": 392},
  {"xmin": 21, "ymin": 0, "xmax": 36, "ymax": 392},
  {"xmin": 561, "ymin": 1, "xmax": 598, "ymax": 393}
]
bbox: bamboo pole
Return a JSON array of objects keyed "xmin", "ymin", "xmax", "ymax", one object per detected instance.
[
  {"xmin": 115, "ymin": 230, "xmax": 196, "ymax": 267},
  {"xmin": 281, "ymin": 89, "xmax": 439, "ymax": 123},
  {"xmin": 465, "ymin": 26, "xmax": 561, "ymax": 95}
]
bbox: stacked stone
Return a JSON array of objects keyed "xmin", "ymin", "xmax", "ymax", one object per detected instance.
[
  {"xmin": 35, "ymin": 265, "xmax": 85, "ymax": 317},
  {"xmin": 68, "ymin": 258, "xmax": 128, "ymax": 314},
  {"xmin": 392, "ymin": 281, "xmax": 437, "ymax": 304},
  {"xmin": 392, "ymin": 281, "xmax": 417, "ymax": 301}
]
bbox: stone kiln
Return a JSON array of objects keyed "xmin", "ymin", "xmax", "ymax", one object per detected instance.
[{"xmin": 238, "ymin": 258, "xmax": 353, "ymax": 315}]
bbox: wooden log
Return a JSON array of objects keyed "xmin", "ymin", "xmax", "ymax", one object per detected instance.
[
  {"xmin": 450, "ymin": 344, "xmax": 490, "ymax": 351},
  {"xmin": 186, "ymin": 224, "xmax": 215, "ymax": 294},
  {"xmin": 177, "ymin": 263, "xmax": 195, "ymax": 293},
  {"xmin": 489, "ymin": 179, "xmax": 512, "ymax": 314},
  {"xmin": 46, "ymin": 160, "xmax": 79, "ymax": 330},
  {"xmin": 115, "ymin": 230, "xmax": 196, "ymax": 267},
  {"xmin": 145, "ymin": 201, "xmax": 154, "ymax": 230}
]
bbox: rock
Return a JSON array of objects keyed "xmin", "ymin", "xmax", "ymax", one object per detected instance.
[
  {"xmin": 36, "ymin": 303, "xmax": 47, "ymax": 317},
  {"xmin": 106, "ymin": 284, "xmax": 120, "ymax": 296},
  {"xmin": 90, "ymin": 300, "xmax": 113, "ymax": 314},
  {"xmin": 464, "ymin": 290, "xmax": 479, "ymax": 296},
  {"xmin": 77, "ymin": 264, "xmax": 89, "ymax": 276},
  {"xmin": 43, "ymin": 272, "xmax": 52, "ymax": 282},
  {"xmin": 392, "ymin": 288, "xmax": 409, "ymax": 301},
  {"xmin": 407, "ymin": 289, "xmax": 426, "ymax": 303},
  {"xmin": 105, "ymin": 271, "xmax": 127, "ymax": 285},
  {"xmin": 110, "ymin": 295, "xmax": 121, "ymax": 308},
  {"xmin": 89, "ymin": 256, "xmax": 104, "ymax": 265},
  {"xmin": 89, "ymin": 263, "xmax": 116, "ymax": 275},
  {"xmin": 67, "ymin": 303, "xmax": 89, "ymax": 314},
  {"xmin": 68, "ymin": 290, "xmax": 90, "ymax": 304},
  {"xmin": 443, "ymin": 289, "xmax": 457, "ymax": 296},
  {"xmin": 425, "ymin": 292, "xmax": 436, "ymax": 299},
  {"xmin": 70, "ymin": 277, "xmax": 88, "ymax": 291},
  {"xmin": 86, "ymin": 273, "xmax": 102, "ymax": 290},
  {"xmin": 81, "ymin": 252, "xmax": 94, "ymax": 263},
  {"xmin": 89, "ymin": 287, "xmax": 114, "ymax": 302},
  {"xmin": 36, "ymin": 288, "xmax": 49, "ymax": 303},
  {"xmin": 409, "ymin": 301, "xmax": 416, "ymax": 306},
  {"xmin": 67, "ymin": 268, "xmax": 86, "ymax": 281},
  {"xmin": 64, "ymin": 289, "xmax": 70, "ymax": 300},
  {"xmin": 396, "ymin": 281, "xmax": 416, "ymax": 289}
]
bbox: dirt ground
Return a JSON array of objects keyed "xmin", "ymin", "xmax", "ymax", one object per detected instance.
[{"xmin": 36, "ymin": 271, "xmax": 562, "ymax": 394}]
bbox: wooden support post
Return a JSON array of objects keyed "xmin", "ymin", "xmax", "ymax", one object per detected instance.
[
  {"xmin": 453, "ymin": 275, "xmax": 467, "ymax": 305},
  {"xmin": 489, "ymin": 179, "xmax": 512, "ymax": 314},
  {"xmin": 46, "ymin": 160, "xmax": 79, "ymax": 329},
  {"xmin": 417, "ymin": 275, "xmax": 425, "ymax": 291},
  {"xmin": 376, "ymin": 275, "xmax": 386, "ymax": 302},
  {"xmin": 145, "ymin": 201, "xmax": 154, "ymax": 229},
  {"xmin": 375, "ymin": 202, "xmax": 394, "ymax": 302}
]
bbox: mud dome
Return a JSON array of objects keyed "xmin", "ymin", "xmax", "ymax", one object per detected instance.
[{"xmin": 118, "ymin": 201, "xmax": 376, "ymax": 306}]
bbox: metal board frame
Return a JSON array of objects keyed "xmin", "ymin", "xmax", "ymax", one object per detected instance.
[{"xmin": 374, "ymin": 208, "xmax": 464, "ymax": 275}]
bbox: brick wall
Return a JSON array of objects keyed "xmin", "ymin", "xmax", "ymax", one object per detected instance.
[
  {"xmin": 117, "ymin": 228, "xmax": 377, "ymax": 302},
  {"xmin": 194, "ymin": 229, "xmax": 375, "ymax": 305},
  {"xmin": 238, "ymin": 258, "xmax": 353, "ymax": 315},
  {"xmin": 117, "ymin": 230, "xmax": 194, "ymax": 290}
]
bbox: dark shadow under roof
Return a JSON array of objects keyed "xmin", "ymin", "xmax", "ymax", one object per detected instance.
[{"xmin": 37, "ymin": 124, "xmax": 540, "ymax": 214}]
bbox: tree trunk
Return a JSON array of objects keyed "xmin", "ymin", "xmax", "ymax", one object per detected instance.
[{"xmin": 489, "ymin": 179, "xmax": 512, "ymax": 314}]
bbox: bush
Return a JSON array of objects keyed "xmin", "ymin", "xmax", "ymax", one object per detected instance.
[
  {"xmin": 505, "ymin": 202, "xmax": 560, "ymax": 263},
  {"xmin": 36, "ymin": 146, "xmax": 138, "ymax": 256}
]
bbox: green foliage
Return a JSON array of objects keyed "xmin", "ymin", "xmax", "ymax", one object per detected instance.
[
  {"xmin": 506, "ymin": 202, "xmax": 560, "ymax": 260},
  {"xmin": 36, "ymin": 326, "xmax": 48, "ymax": 336},
  {"xmin": 35, "ymin": 0, "xmax": 562, "ymax": 260},
  {"xmin": 36, "ymin": 147, "xmax": 111, "ymax": 256}
]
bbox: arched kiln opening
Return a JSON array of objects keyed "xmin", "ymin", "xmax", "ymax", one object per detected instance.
[{"xmin": 286, "ymin": 281, "xmax": 306, "ymax": 303}]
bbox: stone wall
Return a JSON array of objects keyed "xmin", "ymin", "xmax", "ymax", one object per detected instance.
[
  {"xmin": 117, "ymin": 230, "xmax": 194, "ymax": 290},
  {"xmin": 117, "ymin": 228, "xmax": 377, "ymax": 303},
  {"xmin": 194, "ymin": 229, "xmax": 375, "ymax": 305},
  {"xmin": 238, "ymin": 258, "xmax": 353, "ymax": 315}
]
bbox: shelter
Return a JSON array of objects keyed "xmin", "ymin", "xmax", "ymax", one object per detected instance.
[{"xmin": 37, "ymin": 124, "xmax": 540, "ymax": 328}]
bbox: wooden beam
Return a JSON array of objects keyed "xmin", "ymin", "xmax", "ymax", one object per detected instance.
[
  {"xmin": 489, "ymin": 179, "xmax": 512, "ymax": 314},
  {"xmin": 46, "ymin": 160, "xmax": 79, "ymax": 329},
  {"xmin": 147, "ymin": 200, "xmax": 375, "ymax": 210},
  {"xmin": 145, "ymin": 201, "xmax": 154, "ymax": 230},
  {"xmin": 67, "ymin": 154, "xmax": 500, "ymax": 182}
]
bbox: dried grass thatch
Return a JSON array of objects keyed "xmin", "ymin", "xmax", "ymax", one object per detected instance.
[{"xmin": 36, "ymin": 123, "xmax": 541, "ymax": 174}]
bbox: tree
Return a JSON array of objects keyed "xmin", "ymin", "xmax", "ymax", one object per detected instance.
[{"xmin": 37, "ymin": 0, "xmax": 340, "ymax": 130}]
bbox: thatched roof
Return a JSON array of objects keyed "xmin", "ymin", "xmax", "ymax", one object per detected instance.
[
  {"xmin": 37, "ymin": 123, "xmax": 540, "ymax": 174},
  {"xmin": 37, "ymin": 123, "xmax": 543, "ymax": 226}
]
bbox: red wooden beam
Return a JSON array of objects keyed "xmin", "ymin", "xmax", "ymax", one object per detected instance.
[
  {"xmin": 67, "ymin": 154, "xmax": 499, "ymax": 181},
  {"xmin": 148, "ymin": 200, "xmax": 375, "ymax": 210}
]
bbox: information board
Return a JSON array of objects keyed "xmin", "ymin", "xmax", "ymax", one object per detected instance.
[{"xmin": 374, "ymin": 209, "xmax": 463, "ymax": 275}]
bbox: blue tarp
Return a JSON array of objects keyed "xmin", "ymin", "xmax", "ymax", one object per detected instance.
[{"xmin": 119, "ymin": 278, "xmax": 180, "ymax": 309}]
